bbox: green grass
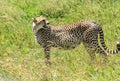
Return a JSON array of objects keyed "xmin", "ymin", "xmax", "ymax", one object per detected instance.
[{"xmin": 0, "ymin": 0, "xmax": 120, "ymax": 81}]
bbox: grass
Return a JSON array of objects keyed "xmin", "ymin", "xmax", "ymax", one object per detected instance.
[{"xmin": 0, "ymin": 0, "xmax": 120, "ymax": 81}]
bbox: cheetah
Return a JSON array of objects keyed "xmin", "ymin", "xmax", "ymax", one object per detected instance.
[{"xmin": 32, "ymin": 16, "xmax": 120, "ymax": 64}]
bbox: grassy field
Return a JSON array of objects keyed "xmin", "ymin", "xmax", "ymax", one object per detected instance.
[{"xmin": 0, "ymin": 0, "xmax": 120, "ymax": 81}]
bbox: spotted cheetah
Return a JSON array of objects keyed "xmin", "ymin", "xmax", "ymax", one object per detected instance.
[{"xmin": 32, "ymin": 16, "xmax": 120, "ymax": 64}]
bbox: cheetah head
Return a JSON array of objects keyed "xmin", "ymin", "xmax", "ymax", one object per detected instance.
[{"xmin": 32, "ymin": 16, "xmax": 49, "ymax": 33}]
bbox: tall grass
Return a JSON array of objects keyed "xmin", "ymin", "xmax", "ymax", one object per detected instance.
[{"xmin": 0, "ymin": 0, "xmax": 120, "ymax": 81}]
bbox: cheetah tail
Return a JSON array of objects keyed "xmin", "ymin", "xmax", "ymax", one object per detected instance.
[
  {"xmin": 99, "ymin": 27, "xmax": 120, "ymax": 54},
  {"xmin": 117, "ymin": 42, "xmax": 120, "ymax": 51}
]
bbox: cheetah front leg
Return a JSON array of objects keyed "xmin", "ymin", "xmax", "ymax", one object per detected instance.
[{"xmin": 43, "ymin": 46, "xmax": 51, "ymax": 64}]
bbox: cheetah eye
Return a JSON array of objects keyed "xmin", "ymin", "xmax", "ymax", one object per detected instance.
[{"xmin": 41, "ymin": 19, "xmax": 50, "ymax": 25}]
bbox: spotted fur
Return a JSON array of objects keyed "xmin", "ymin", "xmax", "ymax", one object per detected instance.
[{"xmin": 32, "ymin": 16, "xmax": 120, "ymax": 64}]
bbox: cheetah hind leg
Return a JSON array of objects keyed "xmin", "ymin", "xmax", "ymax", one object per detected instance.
[
  {"xmin": 84, "ymin": 41, "xmax": 108, "ymax": 64},
  {"xmin": 96, "ymin": 45, "xmax": 109, "ymax": 63},
  {"xmin": 83, "ymin": 43, "xmax": 96, "ymax": 62},
  {"xmin": 83, "ymin": 28, "xmax": 108, "ymax": 63}
]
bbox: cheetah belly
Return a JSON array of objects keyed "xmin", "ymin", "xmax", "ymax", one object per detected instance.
[
  {"xmin": 60, "ymin": 38, "xmax": 81, "ymax": 49},
  {"xmin": 54, "ymin": 33, "xmax": 82, "ymax": 49}
]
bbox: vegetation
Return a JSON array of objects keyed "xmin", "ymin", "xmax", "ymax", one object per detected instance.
[{"xmin": 0, "ymin": 0, "xmax": 120, "ymax": 81}]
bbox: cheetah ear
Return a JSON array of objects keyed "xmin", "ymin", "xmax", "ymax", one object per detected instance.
[{"xmin": 32, "ymin": 18, "xmax": 37, "ymax": 23}]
